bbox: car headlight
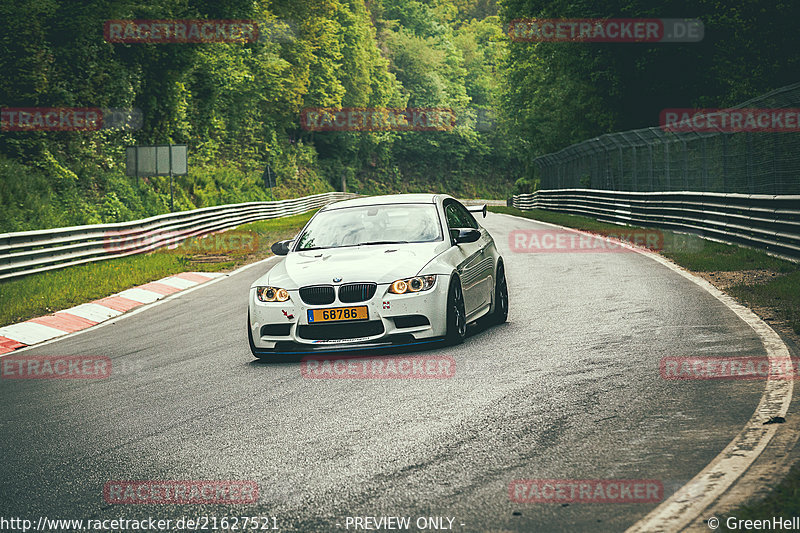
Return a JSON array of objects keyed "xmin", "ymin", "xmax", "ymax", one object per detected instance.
[
  {"xmin": 256, "ymin": 286, "xmax": 291, "ymax": 302},
  {"xmin": 389, "ymin": 275, "xmax": 436, "ymax": 294}
]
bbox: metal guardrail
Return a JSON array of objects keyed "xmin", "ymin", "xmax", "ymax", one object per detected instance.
[
  {"xmin": 458, "ymin": 199, "xmax": 507, "ymax": 207},
  {"xmin": 511, "ymin": 189, "xmax": 800, "ymax": 261},
  {"xmin": 0, "ymin": 192, "xmax": 358, "ymax": 281}
]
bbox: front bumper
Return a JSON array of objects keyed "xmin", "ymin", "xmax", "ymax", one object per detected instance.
[{"xmin": 248, "ymin": 277, "xmax": 450, "ymax": 354}]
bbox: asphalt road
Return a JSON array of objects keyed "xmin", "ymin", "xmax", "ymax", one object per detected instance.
[{"xmin": 0, "ymin": 213, "xmax": 768, "ymax": 532}]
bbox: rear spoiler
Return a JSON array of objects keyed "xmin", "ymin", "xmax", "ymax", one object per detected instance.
[{"xmin": 466, "ymin": 204, "xmax": 487, "ymax": 218}]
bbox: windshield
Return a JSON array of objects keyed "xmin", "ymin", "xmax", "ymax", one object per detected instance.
[{"xmin": 295, "ymin": 204, "xmax": 442, "ymax": 251}]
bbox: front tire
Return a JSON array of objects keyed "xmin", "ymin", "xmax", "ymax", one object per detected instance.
[{"xmin": 445, "ymin": 275, "xmax": 467, "ymax": 345}]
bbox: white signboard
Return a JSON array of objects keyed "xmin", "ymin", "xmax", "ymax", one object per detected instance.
[{"xmin": 126, "ymin": 144, "xmax": 187, "ymax": 176}]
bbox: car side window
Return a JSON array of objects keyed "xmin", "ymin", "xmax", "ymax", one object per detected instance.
[
  {"xmin": 459, "ymin": 204, "xmax": 479, "ymax": 229},
  {"xmin": 445, "ymin": 201, "xmax": 478, "ymax": 230},
  {"xmin": 445, "ymin": 203, "xmax": 461, "ymax": 230}
]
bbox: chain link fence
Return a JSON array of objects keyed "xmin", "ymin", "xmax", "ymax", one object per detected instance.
[{"xmin": 535, "ymin": 82, "xmax": 800, "ymax": 194}]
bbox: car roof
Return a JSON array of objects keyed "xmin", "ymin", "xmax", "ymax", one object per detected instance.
[{"xmin": 322, "ymin": 193, "xmax": 450, "ymax": 210}]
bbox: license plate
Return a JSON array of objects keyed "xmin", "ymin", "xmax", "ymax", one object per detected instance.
[{"xmin": 307, "ymin": 306, "xmax": 369, "ymax": 323}]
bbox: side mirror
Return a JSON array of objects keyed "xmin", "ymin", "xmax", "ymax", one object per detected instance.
[
  {"xmin": 270, "ymin": 239, "xmax": 293, "ymax": 256},
  {"xmin": 451, "ymin": 228, "xmax": 481, "ymax": 244}
]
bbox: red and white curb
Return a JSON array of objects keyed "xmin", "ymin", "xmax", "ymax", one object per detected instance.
[{"xmin": 0, "ymin": 272, "xmax": 224, "ymax": 355}]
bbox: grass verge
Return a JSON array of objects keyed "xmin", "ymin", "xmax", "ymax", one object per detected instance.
[
  {"xmin": 0, "ymin": 211, "xmax": 313, "ymax": 327},
  {"xmin": 727, "ymin": 272, "xmax": 800, "ymax": 338}
]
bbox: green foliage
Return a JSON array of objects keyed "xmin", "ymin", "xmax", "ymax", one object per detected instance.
[
  {"xmin": 0, "ymin": 144, "xmax": 331, "ymax": 231},
  {"xmin": 0, "ymin": 0, "xmax": 518, "ymax": 231}
]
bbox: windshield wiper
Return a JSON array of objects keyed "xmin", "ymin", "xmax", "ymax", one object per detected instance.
[
  {"xmin": 300, "ymin": 241, "xmax": 408, "ymax": 250},
  {"xmin": 357, "ymin": 240, "xmax": 409, "ymax": 246}
]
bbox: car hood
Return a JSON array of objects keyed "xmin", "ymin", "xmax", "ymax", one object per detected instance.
[{"xmin": 252, "ymin": 242, "xmax": 447, "ymax": 288}]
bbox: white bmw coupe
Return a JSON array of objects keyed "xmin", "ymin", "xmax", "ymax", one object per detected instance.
[{"xmin": 247, "ymin": 194, "xmax": 508, "ymax": 358}]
